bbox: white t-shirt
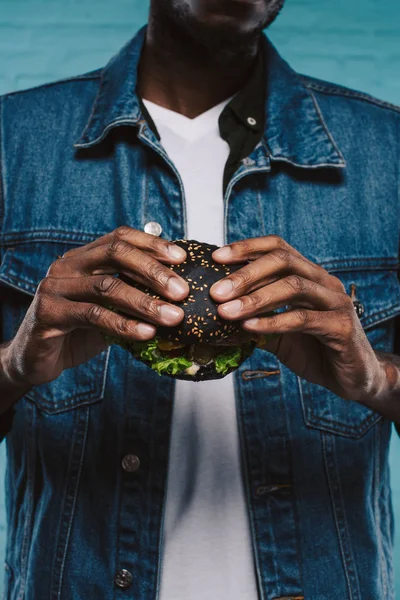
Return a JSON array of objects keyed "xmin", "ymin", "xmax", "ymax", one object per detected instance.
[{"xmin": 142, "ymin": 97, "xmax": 259, "ymax": 600}]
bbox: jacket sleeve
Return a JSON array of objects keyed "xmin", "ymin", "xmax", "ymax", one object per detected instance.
[{"xmin": 0, "ymin": 95, "xmax": 17, "ymax": 443}]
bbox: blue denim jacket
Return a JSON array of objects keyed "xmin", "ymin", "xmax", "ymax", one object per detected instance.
[{"xmin": 1, "ymin": 23, "xmax": 400, "ymax": 600}]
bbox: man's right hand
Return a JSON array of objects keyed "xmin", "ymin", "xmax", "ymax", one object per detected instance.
[{"xmin": 3, "ymin": 226, "xmax": 189, "ymax": 388}]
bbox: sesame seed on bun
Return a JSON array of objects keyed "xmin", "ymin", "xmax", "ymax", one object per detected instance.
[{"xmin": 104, "ymin": 239, "xmax": 264, "ymax": 381}]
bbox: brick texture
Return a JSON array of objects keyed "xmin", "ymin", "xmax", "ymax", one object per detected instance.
[{"xmin": 1, "ymin": 0, "xmax": 400, "ymax": 596}]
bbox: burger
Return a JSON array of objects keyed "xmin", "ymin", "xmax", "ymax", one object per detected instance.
[{"xmin": 103, "ymin": 239, "xmax": 277, "ymax": 381}]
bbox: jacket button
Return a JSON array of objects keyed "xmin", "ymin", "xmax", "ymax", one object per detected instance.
[
  {"xmin": 144, "ymin": 221, "xmax": 162, "ymax": 236},
  {"xmin": 242, "ymin": 157, "xmax": 255, "ymax": 166},
  {"xmin": 353, "ymin": 299, "xmax": 365, "ymax": 318},
  {"xmin": 114, "ymin": 569, "xmax": 133, "ymax": 589},
  {"xmin": 122, "ymin": 454, "xmax": 140, "ymax": 472}
]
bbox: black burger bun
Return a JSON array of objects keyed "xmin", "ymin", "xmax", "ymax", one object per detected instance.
[
  {"xmin": 113, "ymin": 239, "xmax": 261, "ymax": 381},
  {"xmin": 119, "ymin": 238, "xmax": 253, "ymax": 346}
]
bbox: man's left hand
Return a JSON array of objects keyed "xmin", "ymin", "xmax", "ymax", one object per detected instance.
[{"xmin": 209, "ymin": 235, "xmax": 385, "ymax": 404}]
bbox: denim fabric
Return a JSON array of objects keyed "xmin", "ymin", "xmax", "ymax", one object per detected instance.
[{"xmin": 1, "ymin": 23, "xmax": 400, "ymax": 600}]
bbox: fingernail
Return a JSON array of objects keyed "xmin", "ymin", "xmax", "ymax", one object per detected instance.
[
  {"xmin": 168, "ymin": 277, "xmax": 188, "ymax": 296},
  {"xmin": 220, "ymin": 299, "xmax": 242, "ymax": 316},
  {"xmin": 137, "ymin": 323, "xmax": 156, "ymax": 336},
  {"xmin": 243, "ymin": 318, "xmax": 259, "ymax": 328},
  {"xmin": 212, "ymin": 279, "xmax": 233, "ymax": 297},
  {"xmin": 213, "ymin": 246, "xmax": 232, "ymax": 260},
  {"xmin": 160, "ymin": 304, "xmax": 183, "ymax": 322},
  {"xmin": 168, "ymin": 244, "xmax": 186, "ymax": 260}
]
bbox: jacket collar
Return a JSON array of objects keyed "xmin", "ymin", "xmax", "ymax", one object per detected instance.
[
  {"xmin": 260, "ymin": 35, "xmax": 345, "ymax": 168},
  {"xmin": 73, "ymin": 24, "xmax": 346, "ymax": 169}
]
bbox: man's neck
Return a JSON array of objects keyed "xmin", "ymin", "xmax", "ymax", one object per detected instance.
[{"xmin": 137, "ymin": 15, "xmax": 262, "ymax": 119}]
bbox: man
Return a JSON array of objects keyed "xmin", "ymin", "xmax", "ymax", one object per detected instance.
[{"xmin": 1, "ymin": 0, "xmax": 400, "ymax": 598}]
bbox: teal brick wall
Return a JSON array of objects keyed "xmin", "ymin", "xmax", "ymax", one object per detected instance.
[{"xmin": 1, "ymin": 0, "xmax": 400, "ymax": 596}]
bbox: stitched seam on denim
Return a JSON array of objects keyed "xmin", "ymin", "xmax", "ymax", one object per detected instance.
[
  {"xmin": 279, "ymin": 370, "xmax": 305, "ymax": 598},
  {"xmin": 0, "ymin": 274, "xmax": 34, "ymax": 298},
  {"xmin": 323, "ymin": 259, "xmax": 399, "ymax": 271},
  {"xmin": 56, "ymin": 407, "xmax": 89, "ymax": 600},
  {"xmin": 50, "ymin": 407, "xmax": 89, "ymax": 600},
  {"xmin": 0, "ymin": 272, "xmax": 35, "ymax": 295},
  {"xmin": 50, "ymin": 421, "xmax": 79, "ymax": 598},
  {"xmin": 300, "ymin": 76, "xmax": 400, "ymax": 115},
  {"xmin": 383, "ymin": 426, "xmax": 396, "ymax": 598},
  {"xmin": 0, "ymin": 561, "xmax": 10, "ymax": 600},
  {"xmin": 142, "ymin": 134, "xmax": 151, "ymax": 235},
  {"xmin": 234, "ymin": 372, "xmax": 266, "ymax": 600},
  {"xmin": 75, "ymin": 117, "xmax": 140, "ymax": 148},
  {"xmin": 269, "ymin": 155, "xmax": 344, "ymax": 169},
  {"xmin": 363, "ymin": 307, "xmax": 400, "ymax": 331},
  {"xmin": 28, "ymin": 392, "xmax": 102, "ymax": 413},
  {"xmin": 224, "ymin": 166, "xmax": 272, "ymax": 237},
  {"xmin": 309, "ymin": 406, "xmax": 378, "ymax": 430},
  {"xmin": 100, "ymin": 345, "xmax": 111, "ymax": 397},
  {"xmin": 3, "ymin": 249, "xmax": 41, "ymax": 288},
  {"xmin": 114, "ymin": 389, "xmax": 129, "ymax": 600},
  {"xmin": 304, "ymin": 378, "xmax": 381, "ymax": 434},
  {"xmin": 322, "ymin": 434, "xmax": 356, "ymax": 600},
  {"xmin": 75, "ymin": 71, "xmax": 105, "ymax": 143},
  {"xmin": 16, "ymin": 401, "xmax": 35, "ymax": 600},
  {"xmin": 374, "ymin": 424, "xmax": 388, "ymax": 599},
  {"xmin": 138, "ymin": 129, "xmax": 188, "ymax": 240},
  {"xmin": 0, "ymin": 72, "xmax": 102, "ymax": 102},
  {"xmin": 28, "ymin": 352, "xmax": 106, "ymax": 411},
  {"xmin": 308, "ymin": 89, "xmax": 346, "ymax": 163},
  {"xmin": 298, "ymin": 374, "xmax": 381, "ymax": 439},
  {"xmin": 256, "ymin": 182, "xmax": 266, "ymax": 238},
  {"xmin": 0, "ymin": 230, "xmax": 106, "ymax": 243}
]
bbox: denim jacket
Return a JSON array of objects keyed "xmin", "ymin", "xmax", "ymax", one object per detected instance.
[{"xmin": 1, "ymin": 24, "xmax": 400, "ymax": 600}]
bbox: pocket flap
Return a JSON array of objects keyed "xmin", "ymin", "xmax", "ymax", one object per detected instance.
[
  {"xmin": 334, "ymin": 268, "xmax": 400, "ymax": 330},
  {"xmin": 301, "ymin": 268, "xmax": 400, "ymax": 439},
  {"xmin": 0, "ymin": 241, "xmax": 76, "ymax": 297}
]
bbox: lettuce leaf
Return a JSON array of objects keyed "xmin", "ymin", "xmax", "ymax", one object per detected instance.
[
  {"xmin": 151, "ymin": 356, "xmax": 193, "ymax": 376},
  {"xmin": 215, "ymin": 348, "xmax": 242, "ymax": 376},
  {"xmin": 102, "ymin": 303, "xmax": 248, "ymax": 377},
  {"xmin": 102, "ymin": 324, "xmax": 192, "ymax": 376},
  {"xmin": 135, "ymin": 337, "xmax": 159, "ymax": 362}
]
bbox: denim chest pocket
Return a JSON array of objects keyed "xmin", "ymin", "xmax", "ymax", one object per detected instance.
[
  {"xmin": 0, "ymin": 240, "xmax": 110, "ymax": 415},
  {"xmin": 300, "ymin": 267, "xmax": 400, "ymax": 439}
]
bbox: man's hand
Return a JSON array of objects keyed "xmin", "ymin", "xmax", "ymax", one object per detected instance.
[
  {"xmin": 4, "ymin": 226, "xmax": 189, "ymax": 388},
  {"xmin": 209, "ymin": 235, "xmax": 385, "ymax": 405}
]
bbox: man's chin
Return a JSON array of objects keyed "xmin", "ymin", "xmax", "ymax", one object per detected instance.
[
  {"xmin": 185, "ymin": 17, "xmax": 264, "ymax": 59},
  {"xmin": 159, "ymin": 0, "xmax": 267, "ymax": 63}
]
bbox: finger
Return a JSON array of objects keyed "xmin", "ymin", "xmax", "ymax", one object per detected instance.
[
  {"xmin": 47, "ymin": 239, "xmax": 190, "ymax": 301},
  {"xmin": 31, "ymin": 293, "xmax": 157, "ymax": 341},
  {"xmin": 210, "ymin": 246, "xmax": 340, "ymax": 302},
  {"xmin": 212, "ymin": 235, "xmax": 312, "ymax": 264},
  {"xmin": 216, "ymin": 275, "xmax": 350, "ymax": 321},
  {"xmin": 39, "ymin": 274, "xmax": 185, "ymax": 328},
  {"xmin": 60, "ymin": 226, "xmax": 187, "ymax": 263},
  {"xmin": 240, "ymin": 305, "xmax": 351, "ymax": 345},
  {"xmin": 212, "ymin": 236, "xmax": 346, "ymax": 293}
]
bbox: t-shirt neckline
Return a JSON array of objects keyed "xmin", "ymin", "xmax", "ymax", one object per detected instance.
[{"xmin": 141, "ymin": 94, "xmax": 235, "ymax": 143}]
